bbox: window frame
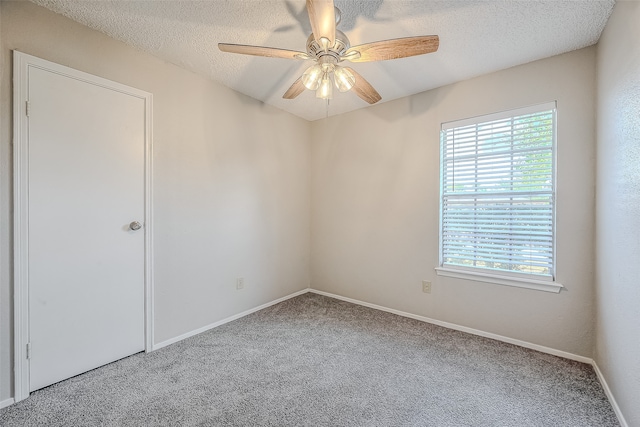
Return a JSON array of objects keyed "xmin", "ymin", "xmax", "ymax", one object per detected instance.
[{"xmin": 435, "ymin": 102, "xmax": 563, "ymax": 293}]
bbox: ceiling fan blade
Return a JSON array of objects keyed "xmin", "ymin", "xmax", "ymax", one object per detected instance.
[
  {"xmin": 283, "ymin": 77, "xmax": 306, "ymax": 99},
  {"xmin": 218, "ymin": 43, "xmax": 309, "ymax": 60},
  {"xmin": 306, "ymin": 0, "xmax": 335, "ymax": 48},
  {"xmin": 344, "ymin": 67, "xmax": 381, "ymax": 104},
  {"xmin": 344, "ymin": 35, "xmax": 439, "ymax": 62}
]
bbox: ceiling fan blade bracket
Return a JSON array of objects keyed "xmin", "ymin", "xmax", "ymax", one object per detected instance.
[{"xmin": 340, "ymin": 51, "xmax": 361, "ymax": 62}]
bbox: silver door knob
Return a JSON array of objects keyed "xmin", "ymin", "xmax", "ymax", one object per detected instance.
[{"xmin": 129, "ymin": 221, "xmax": 142, "ymax": 231}]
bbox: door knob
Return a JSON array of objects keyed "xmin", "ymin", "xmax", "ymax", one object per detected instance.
[{"xmin": 129, "ymin": 221, "xmax": 142, "ymax": 231}]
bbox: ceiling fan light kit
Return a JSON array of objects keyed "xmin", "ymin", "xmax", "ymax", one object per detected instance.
[
  {"xmin": 218, "ymin": 0, "xmax": 439, "ymax": 105},
  {"xmin": 302, "ymin": 57, "xmax": 355, "ymax": 98}
]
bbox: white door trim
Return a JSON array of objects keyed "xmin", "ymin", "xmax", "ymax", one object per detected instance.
[{"xmin": 12, "ymin": 51, "xmax": 154, "ymax": 402}]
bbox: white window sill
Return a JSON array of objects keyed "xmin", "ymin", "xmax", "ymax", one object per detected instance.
[{"xmin": 434, "ymin": 267, "xmax": 564, "ymax": 293}]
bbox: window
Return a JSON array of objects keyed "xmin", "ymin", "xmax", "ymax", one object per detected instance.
[{"xmin": 436, "ymin": 102, "xmax": 562, "ymax": 293}]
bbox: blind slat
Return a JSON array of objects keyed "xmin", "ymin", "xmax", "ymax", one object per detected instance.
[
  {"xmin": 443, "ymin": 231, "xmax": 553, "ymax": 240},
  {"xmin": 445, "ymin": 253, "xmax": 553, "ymax": 263},
  {"xmin": 442, "ymin": 163, "xmax": 553, "ymax": 176},
  {"xmin": 443, "ymin": 192, "xmax": 553, "ymax": 199},
  {"xmin": 442, "ymin": 145, "xmax": 551, "ymax": 162}
]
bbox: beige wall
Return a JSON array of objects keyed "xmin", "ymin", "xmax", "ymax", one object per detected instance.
[
  {"xmin": 595, "ymin": 2, "xmax": 640, "ymax": 426},
  {"xmin": 1, "ymin": 1, "xmax": 311, "ymax": 401},
  {"xmin": 311, "ymin": 47, "xmax": 597, "ymax": 358}
]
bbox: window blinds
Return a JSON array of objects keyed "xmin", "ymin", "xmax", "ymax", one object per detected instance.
[{"xmin": 440, "ymin": 102, "xmax": 556, "ymax": 279}]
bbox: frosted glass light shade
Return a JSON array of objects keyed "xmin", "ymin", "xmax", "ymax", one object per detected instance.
[
  {"xmin": 302, "ymin": 65, "xmax": 323, "ymax": 90},
  {"xmin": 333, "ymin": 66, "xmax": 355, "ymax": 92}
]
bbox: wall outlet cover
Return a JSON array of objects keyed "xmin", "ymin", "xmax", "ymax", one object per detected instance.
[{"xmin": 422, "ymin": 280, "xmax": 431, "ymax": 293}]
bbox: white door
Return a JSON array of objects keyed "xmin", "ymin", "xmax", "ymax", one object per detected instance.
[{"xmin": 25, "ymin": 61, "xmax": 147, "ymax": 391}]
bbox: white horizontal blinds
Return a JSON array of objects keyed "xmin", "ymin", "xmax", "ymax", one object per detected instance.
[{"xmin": 441, "ymin": 103, "xmax": 556, "ymax": 278}]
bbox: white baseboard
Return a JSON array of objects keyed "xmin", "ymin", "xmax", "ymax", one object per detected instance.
[
  {"xmin": 592, "ymin": 361, "xmax": 629, "ymax": 427},
  {"xmin": 152, "ymin": 288, "xmax": 309, "ymax": 351},
  {"xmin": 309, "ymin": 289, "xmax": 592, "ymax": 364},
  {"xmin": 1, "ymin": 398, "xmax": 15, "ymax": 409}
]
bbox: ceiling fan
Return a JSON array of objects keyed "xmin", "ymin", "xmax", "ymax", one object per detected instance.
[{"xmin": 218, "ymin": 0, "xmax": 439, "ymax": 105}]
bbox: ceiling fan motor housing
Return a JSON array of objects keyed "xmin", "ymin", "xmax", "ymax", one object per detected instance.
[{"xmin": 306, "ymin": 30, "xmax": 350, "ymax": 61}]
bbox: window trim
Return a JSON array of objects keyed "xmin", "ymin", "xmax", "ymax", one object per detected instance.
[
  {"xmin": 438, "ymin": 102, "xmax": 561, "ymax": 293},
  {"xmin": 435, "ymin": 267, "xmax": 563, "ymax": 293}
]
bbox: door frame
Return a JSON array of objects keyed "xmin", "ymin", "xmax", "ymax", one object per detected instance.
[{"xmin": 12, "ymin": 51, "xmax": 154, "ymax": 402}]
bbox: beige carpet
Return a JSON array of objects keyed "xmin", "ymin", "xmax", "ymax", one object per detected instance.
[{"xmin": 0, "ymin": 293, "xmax": 618, "ymax": 426}]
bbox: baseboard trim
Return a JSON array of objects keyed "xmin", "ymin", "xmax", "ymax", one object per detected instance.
[
  {"xmin": 591, "ymin": 361, "xmax": 629, "ymax": 427},
  {"xmin": 1, "ymin": 398, "xmax": 15, "ymax": 409},
  {"xmin": 309, "ymin": 289, "xmax": 592, "ymax": 364},
  {"xmin": 152, "ymin": 288, "xmax": 309, "ymax": 351}
]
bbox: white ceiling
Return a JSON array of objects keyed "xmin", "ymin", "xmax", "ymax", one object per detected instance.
[{"xmin": 30, "ymin": 0, "xmax": 615, "ymax": 121}]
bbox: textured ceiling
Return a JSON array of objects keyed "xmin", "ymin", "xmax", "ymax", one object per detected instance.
[{"xmin": 29, "ymin": 0, "xmax": 615, "ymax": 121}]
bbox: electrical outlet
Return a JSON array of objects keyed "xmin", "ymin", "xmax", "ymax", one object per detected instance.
[
  {"xmin": 236, "ymin": 277, "xmax": 244, "ymax": 290},
  {"xmin": 422, "ymin": 280, "xmax": 431, "ymax": 294}
]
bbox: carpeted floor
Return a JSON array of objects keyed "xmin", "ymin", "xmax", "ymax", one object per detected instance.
[{"xmin": 0, "ymin": 293, "xmax": 619, "ymax": 426}]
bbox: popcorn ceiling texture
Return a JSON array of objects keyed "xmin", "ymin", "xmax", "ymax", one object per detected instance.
[{"xmin": 28, "ymin": 0, "xmax": 614, "ymax": 121}]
